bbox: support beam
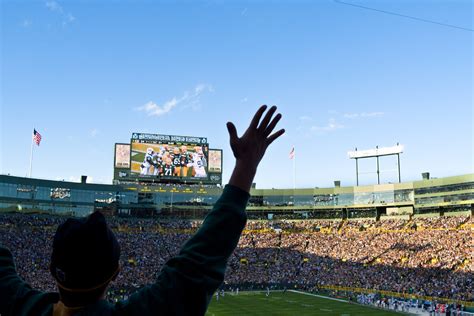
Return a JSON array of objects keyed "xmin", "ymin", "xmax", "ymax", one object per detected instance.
[
  {"xmin": 397, "ymin": 153, "xmax": 401, "ymax": 183},
  {"xmin": 376, "ymin": 155, "xmax": 380, "ymax": 185},
  {"xmin": 356, "ymin": 158, "xmax": 359, "ymax": 186}
]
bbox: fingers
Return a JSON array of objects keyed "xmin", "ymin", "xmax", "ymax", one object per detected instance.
[
  {"xmin": 249, "ymin": 105, "xmax": 268, "ymax": 129},
  {"xmin": 266, "ymin": 129, "xmax": 285, "ymax": 146},
  {"xmin": 226, "ymin": 122, "xmax": 239, "ymax": 141},
  {"xmin": 258, "ymin": 105, "xmax": 277, "ymax": 132},
  {"xmin": 264, "ymin": 113, "xmax": 282, "ymax": 137}
]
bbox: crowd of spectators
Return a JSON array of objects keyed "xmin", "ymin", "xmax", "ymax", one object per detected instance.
[
  {"xmin": 0, "ymin": 213, "xmax": 472, "ymax": 303},
  {"xmin": 355, "ymin": 293, "xmax": 467, "ymax": 315}
]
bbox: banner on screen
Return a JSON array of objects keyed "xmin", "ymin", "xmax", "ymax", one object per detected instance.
[{"xmin": 115, "ymin": 144, "xmax": 131, "ymax": 169}]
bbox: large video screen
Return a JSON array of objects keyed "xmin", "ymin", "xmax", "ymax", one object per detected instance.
[{"xmin": 130, "ymin": 133, "xmax": 209, "ymax": 179}]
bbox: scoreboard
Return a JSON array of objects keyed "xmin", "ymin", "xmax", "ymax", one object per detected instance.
[{"xmin": 113, "ymin": 133, "xmax": 222, "ymax": 185}]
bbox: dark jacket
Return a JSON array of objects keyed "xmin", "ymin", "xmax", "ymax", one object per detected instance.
[{"xmin": 0, "ymin": 185, "xmax": 249, "ymax": 315}]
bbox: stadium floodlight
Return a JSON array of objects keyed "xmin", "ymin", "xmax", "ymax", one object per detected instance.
[
  {"xmin": 348, "ymin": 144, "xmax": 404, "ymax": 159},
  {"xmin": 348, "ymin": 143, "xmax": 403, "ymax": 186}
]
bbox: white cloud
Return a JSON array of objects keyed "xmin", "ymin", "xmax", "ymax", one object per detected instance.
[
  {"xmin": 45, "ymin": 1, "xmax": 76, "ymax": 25},
  {"xmin": 65, "ymin": 13, "xmax": 76, "ymax": 23},
  {"xmin": 90, "ymin": 128, "xmax": 99, "ymax": 137},
  {"xmin": 241, "ymin": 97, "xmax": 248, "ymax": 103},
  {"xmin": 140, "ymin": 99, "xmax": 178, "ymax": 116},
  {"xmin": 138, "ymin": 83, "xmax": 213, "ymax": 117},
  {"xmin": 21, "ymin": 19, "xmax": 32, "ymax": 28},
  {"xmin": 46, "ymin": 1, "xmax": 63, "ymax": 12},
  {"xmin": 195, "ymin": 83, "xmax": 213, "ymax": 94},
  {"xmin": 344, "ymin": 112, "xmax": 384, "ymax": 119},
  {"xmin": 310, "ymin": 119, "xmax": 344, "ymax": 132},
  {"xmin": 298, "ymin": 115, "xmax": 344, "ymax": 135},
  {"xmin": 299, "ymin": 115, "xmax": 312, "ymax": 122}
]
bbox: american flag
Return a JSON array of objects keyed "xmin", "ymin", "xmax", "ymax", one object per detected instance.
[
  {"xmin": 33, "ymin": 129, "xmax": 42, "ymax": 146},
  {"xmin": 289, "ymin": 147, "xmax": 295, "ymax": 159}
]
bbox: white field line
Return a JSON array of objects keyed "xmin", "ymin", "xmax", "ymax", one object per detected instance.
[
  {"xmin": 289, "ymin": 290, "xmax": 413, "ymax": 315},
  {"xmin": 289, "ymin": 290, "xmax": 348, "ymax": 303}
]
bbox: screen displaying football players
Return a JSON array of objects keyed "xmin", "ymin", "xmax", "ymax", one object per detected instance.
[
  {"xmin": 189, "ymin": 146, "xmax": 207, "ymax": 178},
  {"xmin": 130, "ymin": 135, "xmax": 210, "ymax": 180}
]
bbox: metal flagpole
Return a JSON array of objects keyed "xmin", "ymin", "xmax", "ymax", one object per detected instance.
[
  {"xmin": 293, "ymin": 147, "xmax": 296, "ymax": 190},
  {"xmin": 29, "ymin": 129, "xmax": 34, "ymax": 178}
]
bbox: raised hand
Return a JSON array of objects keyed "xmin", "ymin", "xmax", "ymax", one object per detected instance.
[{"xmin": 227, "ymin": 105, "xmax": 285, "ymax": 192}]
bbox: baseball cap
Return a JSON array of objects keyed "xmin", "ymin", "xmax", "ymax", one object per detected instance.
[{"xmin": 50, "ymin": 211, "xmax": 120, "ymax": 291}]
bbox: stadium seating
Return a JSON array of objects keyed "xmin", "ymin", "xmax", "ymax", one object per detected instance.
[{"xmin": 0, "ymin": 213, "xmax": 472, "ymax": 303}]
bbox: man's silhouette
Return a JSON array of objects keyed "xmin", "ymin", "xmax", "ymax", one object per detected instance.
[{"xmin": 0, "ymin": 105, "xmax": 284, "ymax": 316}]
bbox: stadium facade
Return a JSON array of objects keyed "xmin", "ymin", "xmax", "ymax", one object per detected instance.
[{"xmin": 0, "ymin": 173, "xmax": 472, "ymax": 218}]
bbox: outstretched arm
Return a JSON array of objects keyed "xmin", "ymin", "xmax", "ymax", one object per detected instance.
[
  {"xmin": 117, "ymin": 106, "xmax": 284, "ymax": 315},
  {"xmin": 118, "ymin": 106, "xmax": 284, "ymax": 315}
]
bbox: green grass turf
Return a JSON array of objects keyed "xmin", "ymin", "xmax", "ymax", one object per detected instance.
[
  {"xmin": 206, "ymin": 291, "xmax": 407, "ymax": 316},
  {"xmin": 132, "ymin": 152, "xmax": 145, "ymax": 164}
]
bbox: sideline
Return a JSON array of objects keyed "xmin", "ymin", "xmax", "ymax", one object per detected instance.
[
  {"xmin": 288, "ymin": 290, "xmax": 348, "ymax": 303},
  {"xmin": 288, "ymin": 290, "xmax": 414, "ymax": 315}
]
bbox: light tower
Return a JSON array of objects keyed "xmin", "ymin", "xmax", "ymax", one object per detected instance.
[{"xmin": 348, "ymin": 143, "xmax": 404, "ymax": 186}]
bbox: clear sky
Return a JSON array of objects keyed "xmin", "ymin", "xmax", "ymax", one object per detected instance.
[{"xmin": 1, "ymin": 0, "xmax": 472, "ymax": 189}]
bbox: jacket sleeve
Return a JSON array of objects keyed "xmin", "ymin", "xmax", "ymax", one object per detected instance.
[
  {"xmin": 0, "ymin": 246, "xmax": 32, "ymax": 315},
  {"xmin": 116, "ymin": 184, "xmax": 249, "ymax": 315}
]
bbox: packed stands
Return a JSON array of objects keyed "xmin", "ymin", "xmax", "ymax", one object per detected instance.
[{"xmin": 0, "ymin": 213, "xmax": 472, "ymax": 304}]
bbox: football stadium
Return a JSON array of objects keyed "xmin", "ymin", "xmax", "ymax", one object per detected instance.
[
  {"xmin": 2, "ymin": 1, "xmax": 473, "ymax": 315},
  {"xmin": 0, "ymin": 131, "xmax": 472, "ymax": 315}
]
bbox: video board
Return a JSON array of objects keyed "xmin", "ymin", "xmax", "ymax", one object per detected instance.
[
  {"xmin": 50, "ymin": 188, "xmax": 71, "ymax": 199},
  {"xmin": 130, "ymin": 133, "xmax": 209, "ymax": 180}
]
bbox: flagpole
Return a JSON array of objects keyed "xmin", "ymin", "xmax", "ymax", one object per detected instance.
[
  {"xmin": 292, "ymin": 146, "xmax": 296, "ymax": 190},
  {"xmin": 29, "ymin": 129, "xmax": 34, "ymax": 178}
]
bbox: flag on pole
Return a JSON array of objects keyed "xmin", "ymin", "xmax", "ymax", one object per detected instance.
[
  {"xmin": 33, "ymin": 129, "xmax": 42, "ymax": 146},
  {"xmin": 289, "ymin": 147, "xmax": 295, "ymax": 159}
]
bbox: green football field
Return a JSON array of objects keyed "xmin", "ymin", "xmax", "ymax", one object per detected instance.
[{"xmin": 206, "ymin": 291, "xmax": 407, "ymax": 316}]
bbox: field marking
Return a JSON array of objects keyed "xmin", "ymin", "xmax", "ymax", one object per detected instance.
[
  {"xmin": 289, "ymin": 290, "xmax": 349, "ymax": 303},
  {"xmin": 289, "ymin": 290, "xmax": 411, "ymax": 315}
]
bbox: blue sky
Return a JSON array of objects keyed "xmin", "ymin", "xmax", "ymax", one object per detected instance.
[{"xmin": 1, "ymin": 0, "xmax": 472, "ymax": 189}]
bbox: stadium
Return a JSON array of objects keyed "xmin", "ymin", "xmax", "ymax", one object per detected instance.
[
  {"xmin": 0, "ymin": 131, "xmax": 472, "ymax": 315},
  {"xmin": 2, "ymin": 1, "xmax": 472, "ymax": 315}
]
